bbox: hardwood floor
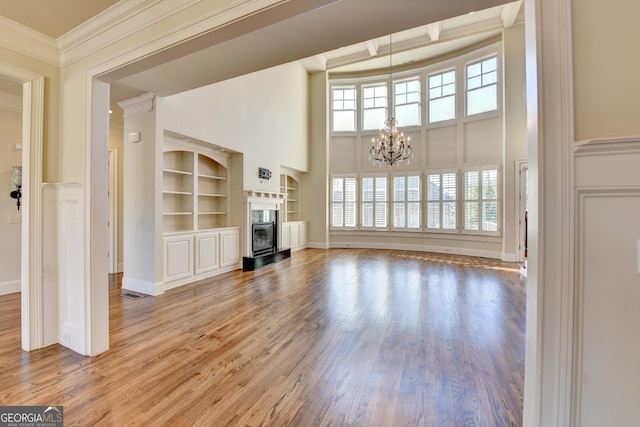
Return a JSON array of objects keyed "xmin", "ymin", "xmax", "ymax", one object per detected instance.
[{"xmin": 0, "ymin": 249, "xmax": 525, "ymax": 426}]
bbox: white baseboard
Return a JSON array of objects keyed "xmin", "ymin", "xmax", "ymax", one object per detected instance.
[
  {"xmin": 0, "ymin": 279, "xmax": 20, "ymax": 296},
  {"xmin": 501, "ymin": 253, "xmax": 519, "ymax": 262},
  {"xmin": 306, "ymin": 242, "xmax": 330, "ymax": 249},
  {"xmin": 329, "ymin": 241, "xmax": 502, "ymax": 259},
  {"xmin": 122, "ymin": 277, "xmax": 163, "ymax": 296},
  {"xmin": 117, "ymin": 262, "xmax": 124, "ymax": 273}
]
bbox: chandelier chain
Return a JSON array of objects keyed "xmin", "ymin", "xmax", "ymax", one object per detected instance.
[{"xmin": 369, "ymin": 33, "xmax": 413, "ymax": 167}]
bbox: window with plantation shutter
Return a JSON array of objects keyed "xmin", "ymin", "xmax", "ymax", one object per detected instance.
[
  {"xmin": 331, "ymin": 176, "xmax": 357, "ymax": 228},
  {"xmin": 463, "ymin": 167, "xmax": 499, "ymax": 233},
  {"xmin": 361, "ymin": 176, "xmax": 388, "ymax": 228},
  {"xmin": 426, "ymin": 172, "xmax": 457, "ymax": 231},
  {"xmin": 393, "ymin": 175, "xmax": 421, "ymax": 230}
]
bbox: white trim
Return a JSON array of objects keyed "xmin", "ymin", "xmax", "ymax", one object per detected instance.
[
  {"xmin": 0, "ymin": 16, "xmax": 59, "ymax": 66},
  {"xmin": 59, "ymin": 0, "xmax": 198, "ymax": 63},
  {"xmin": 122, "ymin": 277, "xmax": 163, "ymax": 296},
  {"xmin": 306, "ymin": 242, "xmax": 330, "ymax": 250},
  {"xmin": 574, "ymin": 134, "xmax": 640, "ymax": 148},
  {"xmin": 0, "ymin": 62, "xmax": 46, "ymax": 353},
  {"xmin": 329, "ymin": 240, "xmax": 503, "ymax": 260},
  {"xmin": 117, "ymin": 92, "xmax": 155, "ymax": 117},
  {"xmin": 0, "ymin": 280, "xmax": 20, "ymax": 296},
  {"xmin": 108, "ymin": 148, "xmax": 119, "ymax": 274},
  {"xmin": 523, "ymin": 0, "xmax": 575, "ymax": 426},
  {"xmin": 572, "ymin": 187, "xmax": 640, "ymax": 426},
  {"xmin": 62, "ymin": 0, "xmax": 286, "ymax": 68}
]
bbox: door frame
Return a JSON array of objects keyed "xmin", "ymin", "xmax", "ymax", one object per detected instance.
[
  {"xmin": 0, "ymin": 62, "xmax": 45, "ymax": 351},
  {"xmin": 108, "ymin": 148, "xmax": 119, "ymax": 274}
]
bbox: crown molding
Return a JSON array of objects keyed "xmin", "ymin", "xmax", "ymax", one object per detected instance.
[
  {"xmin": 59, "ymin": 0, "xmax": 202, "ymax": 67},
  {"xmin": 0, "ymin": 92, "xmax": 22, "ymax": 112},
  {"xmin": 117, "ymin": 92, "xmax": 155, "ymax": 117},
  {"xmin": 0, "ymin": 16, "xmax": 59, "ymax": 66},
  {"xmin": 60, "ymin": 0, "xmax": 287, "ymax": 70}
]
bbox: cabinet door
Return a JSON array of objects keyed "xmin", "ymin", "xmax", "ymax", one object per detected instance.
[
  {"xmin": 300, "ymin": 221, "xmax": 308, "ymax": 246},
  {"xmin": 281, "ymin": 223, "xmax": 290, "ymax": 249},
  {"xmin": 164, "ymin": 235, "xmax": 193, "ymax": 281},
  {"xmin": 195, "ymin": 232, "xmax": 219, "ymax": 274},
  {"xmin": 289, "ymin": 223, "xmax": 300, "ymax": 249},
  {"xmin": 220, "ymin": 228, "xmax": 239, "ymax": 267}
]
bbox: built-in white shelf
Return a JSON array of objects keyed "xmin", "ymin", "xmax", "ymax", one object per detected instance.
[{"xmin": 162, "ymin": 149, "xmax": 229, "ymax": 231}]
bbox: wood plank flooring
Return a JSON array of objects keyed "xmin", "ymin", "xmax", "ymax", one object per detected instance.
[{"xmin": 0, "ymin": 249, "xmax": 525, "ymax": 426}]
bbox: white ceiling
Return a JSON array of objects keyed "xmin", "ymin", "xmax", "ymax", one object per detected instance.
[
  {"xmin": 0, "ymin": 0, "xmax": 523, "ymax": 113},
  {"xmin": 0, "ymin": 0, "xmax": 119, "ymax": 38}
]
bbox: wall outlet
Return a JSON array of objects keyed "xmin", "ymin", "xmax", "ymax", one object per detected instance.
[
  {"xmin": 8, "ymin": 214, "xmax": 21, "ymax": 224},
  {"xmin": 62, "ymin": 332, "xmax": 71, "ymax": 345}
]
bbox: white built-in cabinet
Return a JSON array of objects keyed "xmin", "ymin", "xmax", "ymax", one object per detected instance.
[
  {"xmin": 162, "ymin": 137, "xmax": 239, "ymax": 289},
  {"xmin": 281, "ymin": 220, "xmax": 308, "ymax": 251},
  {"xmin": 279, "ymin": 173, "xmax": 307, "ymax": 251}
]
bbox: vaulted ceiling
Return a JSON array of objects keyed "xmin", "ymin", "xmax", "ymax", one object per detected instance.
[{"xmin": 0, "ymin": 0, "xmax": 523, "ymax": 110}]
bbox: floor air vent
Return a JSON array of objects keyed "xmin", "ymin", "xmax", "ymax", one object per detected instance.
[{"xmin": 122, "ymin": 292, "xmax": 144, "ymax": 299}]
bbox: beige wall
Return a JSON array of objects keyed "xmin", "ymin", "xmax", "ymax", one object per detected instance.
[
  {"xmin": 0, "ymin": 105, "xmax": 22, "ymax": 290},
  {"xmin": 0, "ymin": 46, "xmax": 60, "ymax": 182},
  {"xmin": 573, "ymin": 0, "xmax": 640, "ymax": 140},
  {"xmin": 502, "ymin": 23, "xmax": 528, "ymax": 258},
  {"xmin": 109, "ymin": 125, "xmax": 124, "ymax": 270},
  {"xmin": 305, "ymin": 71, "xmax": 330, "ymax": 247},
  {"xmin": 161, "ymin": 62, "xmax": 310, "ymax": 190}
]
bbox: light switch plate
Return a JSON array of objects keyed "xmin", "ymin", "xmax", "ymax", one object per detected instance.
[{"xmin": 9, "ymin": 214, "xmax": 21, "ymax": 224}]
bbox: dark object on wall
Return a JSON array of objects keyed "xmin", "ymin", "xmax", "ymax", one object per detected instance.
[
  {"xmin": 10, "ymin": 166, "xmax": 22, "ymax": 210},
  {"xmin": 10, "ymin": 188, "xmax": 21, "ymax": 210},
  {"xmin": 258, "ymin": 167, "xmax": 272, "ymax": 180}
]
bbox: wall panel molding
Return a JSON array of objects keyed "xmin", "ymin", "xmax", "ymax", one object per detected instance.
[
  {"xmin": 56, "ymin": 183, "xmax": 86, "ymax": 355},
  {"xmin": 573, "ymin": 187, "xmax": 640, "ymax": 426}
]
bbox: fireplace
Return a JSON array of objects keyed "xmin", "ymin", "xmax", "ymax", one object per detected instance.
[
  {"xmin": 252, "ymin": 221, "xmax": 276, "ymax": 256},
  {"xmin": 243, "ymin": 190, "xmax": 290, "ymax": 270}
]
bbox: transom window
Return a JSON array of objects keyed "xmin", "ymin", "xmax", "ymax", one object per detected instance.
[
  {"xmin": 332, "ymin": 87, "xmax": 356, "ymax": 131},
  {"xmin": 362, "ymin": 84, "xmax": 388, "ymax": 130},
  {"xmin": 466, "ymin": 57, "xmax": 498, "ymax": 116},
  {"xmin": 428, "ymin": 70, "xmax": 456, "ymax": 123},
  {"xmin": 394, "ymin": 78, "xmax": 421, "ymax": 127}
]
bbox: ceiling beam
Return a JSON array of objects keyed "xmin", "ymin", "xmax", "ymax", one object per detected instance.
[
  {"xmin": 365, "ymin": 39, "xmax": 379, "ymax": 57},
  {"xmin": 501, "ymin": 1, "xmax": 522, "ymax": 28},
  {"xmin": 427, "ymin": 22, "xmax": 441, "ymax": 42}
]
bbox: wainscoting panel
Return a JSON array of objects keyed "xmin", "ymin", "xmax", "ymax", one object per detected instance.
[
  {"xmin": 573, "ymin": 136, "xmax": 640, "ymax": 427},
  {"xmin": 56, "ymin": 183, "xmax": 86, "ymax": 355}
]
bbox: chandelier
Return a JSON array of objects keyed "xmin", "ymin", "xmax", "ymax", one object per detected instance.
[{"xmin": 369, "ymin": 34, "xmax": 413, "ymax": 167}]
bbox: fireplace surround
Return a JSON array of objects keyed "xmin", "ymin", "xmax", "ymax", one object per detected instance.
[{"xmin": 243, "ymin": 190, "xmax": 291, "ymax": 270}]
